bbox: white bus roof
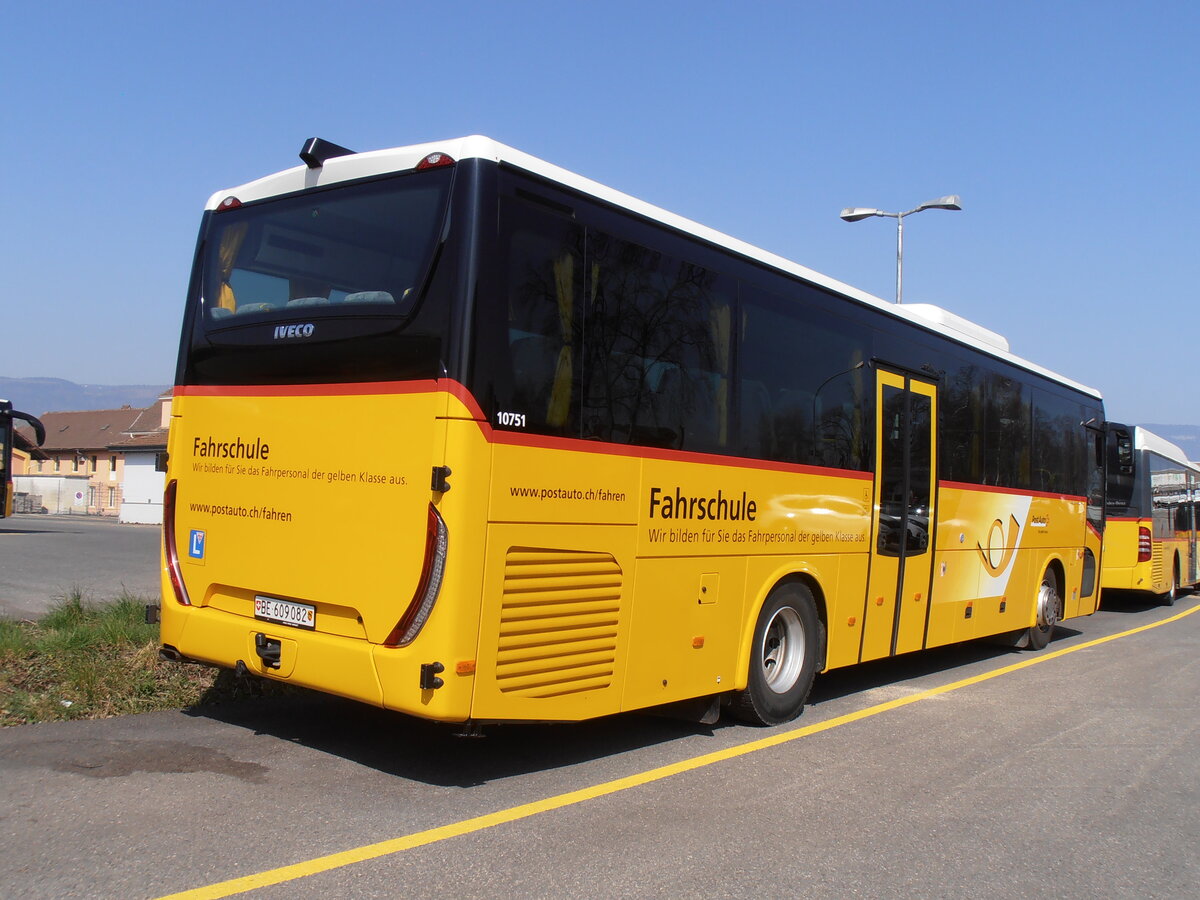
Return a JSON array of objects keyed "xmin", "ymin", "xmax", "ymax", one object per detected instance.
[
  {"xmin": 208, "ymin": 135, "xmax": 1100, "ymax": 400},
  {"xmin": 1134, "ymin": 427, "xmax": 1197, "ymax": 468}
]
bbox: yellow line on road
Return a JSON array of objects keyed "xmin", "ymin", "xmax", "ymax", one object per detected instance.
[{"xmin": 156, "ymin": 602, "xmax": 1200, "ymax": 900}]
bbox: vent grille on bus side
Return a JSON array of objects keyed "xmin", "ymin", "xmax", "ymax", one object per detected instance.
[
  {"xmin": 496, "ymin": 548, "xmax": 622, "ymax": 698},
  {"xmin": 1151, "ymin": 544, "xmax": 1164, "ymax": 585}
]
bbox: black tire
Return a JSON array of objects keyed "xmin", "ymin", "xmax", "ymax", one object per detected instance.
[
  {"xmin": 1026, "ymin": 572, "xmax": 1062, "ymax": 651},
  {"xmin": 731, "ymin": 583, "xmax": 822, "ymax": 725},
  {"xmin": 1161, "ymin": 562, "xmax": 1179, "ymax": 607}
]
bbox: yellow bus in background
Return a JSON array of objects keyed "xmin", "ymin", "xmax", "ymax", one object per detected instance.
[
  {"xmin": 160, "ymin": 136, "xmax": 1107, "ymax": 726},
  {"xmin": 1102, "ymin": 425, "xmax": 1198, "ymax": 604},
  {"xmin": 0, "ymin": 400, "xmax": 44, "ymax": 518}
]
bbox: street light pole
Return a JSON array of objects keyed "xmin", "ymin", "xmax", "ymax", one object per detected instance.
[{"xmin": 839, "ymin": 195, "xmax": 961, "ymax": 303}]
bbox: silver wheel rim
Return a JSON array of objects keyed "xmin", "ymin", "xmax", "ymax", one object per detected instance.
[
  {"xmin": 760, "ymin": 606, "xmax": 805, "ymax": 693},
  {"xmin": 1036, "ymin": 579, "xmax": 1060, "ymax": 631}
]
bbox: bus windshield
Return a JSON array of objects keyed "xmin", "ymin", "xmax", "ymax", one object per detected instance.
[{"xmin": 199, "ymin": 170, "xmax": 452, "ymax": 325}]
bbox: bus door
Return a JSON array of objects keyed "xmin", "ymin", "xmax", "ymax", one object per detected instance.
[
  {"xmin": 1186, "ymin": 468, "xmax": 1199, "ymax": 585},
  {"xmin": 861, "ymin": 370, "xmax": 937, "ymax": 661}
]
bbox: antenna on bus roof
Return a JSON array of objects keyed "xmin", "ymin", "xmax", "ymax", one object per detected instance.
[{"xmin": 299, "ymin": 137, "xmax": 355, "ymax": 169}]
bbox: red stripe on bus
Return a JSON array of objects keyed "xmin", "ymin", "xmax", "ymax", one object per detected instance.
[
  {"xmin": 441, "ymin": 380, "xmax": 488, "ymax": 420},
  {"xmin": 174, "ymin": 381, "xmax": 440, "ymax": 398}
]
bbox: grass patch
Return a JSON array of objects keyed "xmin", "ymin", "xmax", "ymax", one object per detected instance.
[{"xmin": 0, "ymin": 589, "xmax": 228, "ymax": 726}]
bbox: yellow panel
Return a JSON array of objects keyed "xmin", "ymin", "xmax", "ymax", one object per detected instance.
[
  {"xmin": 162, "ymin": 388, "xmax": 494, "ymax": 723},
  {"xmin": 166, "ymin": 390, "xmax": 442, "ymax": 644},
  {"xmin": 861, "ymin": 555, "xmax": 899, "ymax": 662},
  {"xmin": 817, "ymin": 555, "xmax": 860, "ymax": 671},
  {"xmin": 926, "ymin": 548, "xmax": 970, "ymax": 648},
  {"xmin": 622, "ymin": 556, "xmax": 747, "ymax": 710},
  {"xmin": 488, "ymin": 442, "xmax": 640, "ymax": 525}
]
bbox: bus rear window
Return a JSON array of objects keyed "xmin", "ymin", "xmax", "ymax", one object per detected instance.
[{"xmin": 200, "ymin": 170, "xmax": 451, "ymax": 325}]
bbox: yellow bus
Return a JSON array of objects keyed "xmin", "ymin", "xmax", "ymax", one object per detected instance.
[
  {"xmin": 1102, "ymin": 425, "xmax": 1198, "ymax": 604},
  {"xmin": 160, "ymin": 136, "xmax": 1107, "ymax": 726}
]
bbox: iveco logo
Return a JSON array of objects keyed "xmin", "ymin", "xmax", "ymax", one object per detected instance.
[{"xmin": 274, "ymin": 323, "xmax": 315, "ymax": 339}]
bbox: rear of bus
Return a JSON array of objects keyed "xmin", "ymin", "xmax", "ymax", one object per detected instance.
[
  {"xmin": 160, "ymin": 139, "xmax": 488, "ymax": 721},
  {"xmin": 1102, "ymin": 425, "xmax": 1198, "ymax": 600}
]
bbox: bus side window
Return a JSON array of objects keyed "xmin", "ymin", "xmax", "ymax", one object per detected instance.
[
  {"xmin": 983, "ymin": 371, "xmax": 1031, "ymax": 489},
  {"xmin": 739, "ymin": 285, "xmax": 869, "ymax": 471},
  {"xmin": 940, "ymin": 361, "xmax": 984, "ymax": 484},
  {"xmin": 498, "ymin": 199, "xmax": 583, "ymax": 435},
  {"xmin": 1033, "ymin": 390, "xmax": 1089, "ymax": 496},
  {"xmin": 739, "ymin": 379, "xmax": 775, "ymax": 458},
  {"xmin": 583, "ymin": 234, "xmax": 731, "ymax": 451}
]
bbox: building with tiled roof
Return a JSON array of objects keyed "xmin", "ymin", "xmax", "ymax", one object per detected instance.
[
  {"xmin": 20, "ymin": 394, "xmax": 171, "ymax": 518},
  {"xmin": 109, "ymin": 394, "xmax": 171, "ymax": 524}
]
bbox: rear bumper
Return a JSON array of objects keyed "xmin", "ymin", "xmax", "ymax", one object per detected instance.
[{"xmin": 161, "ymin": 603, "xmax": 472, "ymax": 721}]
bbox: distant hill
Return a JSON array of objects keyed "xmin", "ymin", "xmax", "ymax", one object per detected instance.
[
  {"xmin": 1141, "ymin": 424, "xmax": 1200, "ymax": 461},
  {"xmin": 0, "ymin": 377, "xmax": 169, "ymax": 417}
]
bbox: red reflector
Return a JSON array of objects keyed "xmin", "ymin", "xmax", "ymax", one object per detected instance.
[
  {"xmin": 416, "ymin": 152, "xmax": 455, "ymax": 171},
  {"xmin": 216, "ymin": 196, "xmax": 242, "ymax": 212},
  {"xmin": 384, "ymin": 504, "xmax": 448, "ymax": 647},
  {"xmin": 163, "ymin": 480, "xmax": 191, "ymax": 606},
  {"xmin": 1137, "ymin": 526, "xmax": 1152, "ymax": 563}
]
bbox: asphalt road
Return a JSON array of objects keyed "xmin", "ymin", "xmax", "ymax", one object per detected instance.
[
  {"xmin": 1, "ymin": 592, "xmax": 1196, "ymax": 899},
  {"xmin": 0, "ymin": 514, "xmax": 162, "ymax": 618}
]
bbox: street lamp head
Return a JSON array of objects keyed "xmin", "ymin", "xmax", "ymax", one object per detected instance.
[
  {"xmin": 839, "ymin": 207, "xmax": 882, "ymax": 222},
  {"xmin": 915, "ymin": 194, "xmax": 961, "ymax": 213},
  {"xmin": 838, "ymin": 194, "xmax": 961, "ymax": 305}
]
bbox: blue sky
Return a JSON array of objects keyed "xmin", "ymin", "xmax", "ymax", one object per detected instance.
[{"xmin": 4, "ymin": 1, "xmax": 1197, "ymax": 425}]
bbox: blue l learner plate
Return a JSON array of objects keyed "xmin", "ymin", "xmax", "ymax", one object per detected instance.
[{"xmin": 254, "ymin": 596, "xmax": 315, "ymax": 630}]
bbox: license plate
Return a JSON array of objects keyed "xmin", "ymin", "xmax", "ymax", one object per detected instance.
[{"xmin": 254, "ymin": 596, "xmax": 315, "ymax": 630}]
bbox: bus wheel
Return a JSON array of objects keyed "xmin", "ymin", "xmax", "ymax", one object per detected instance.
[
  {"xmin": 1027, "ymin": 573, "xmax": 1062, "ymax": 651},
  {"xmin": 1161, "ymin": 564, "xmax": 1178, "ymax": 607},
  {"xmin": 731, "ymin": 583, "xmax": 821, "ymax": 725}
]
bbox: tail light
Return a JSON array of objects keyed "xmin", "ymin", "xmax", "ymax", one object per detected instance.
[
  {"xmin": 1137, "ymin": 526, "xmax": 1152, "ymax": 563},
  {"xmin": 383, "ymin": 504, "xmax": 448, "ymax": 647},
  {"xmin": 163, "ymin": 480, "xmax": 192, "ymax": 606}
]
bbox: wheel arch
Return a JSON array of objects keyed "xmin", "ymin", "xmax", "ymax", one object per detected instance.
[
  {"xmin": 734, "ymin": 564, "xmax": 829, "ymax": 691},
  {"xmin": 1043, "ymin": 554, "xmax": 1066, "ymax": 598}
]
